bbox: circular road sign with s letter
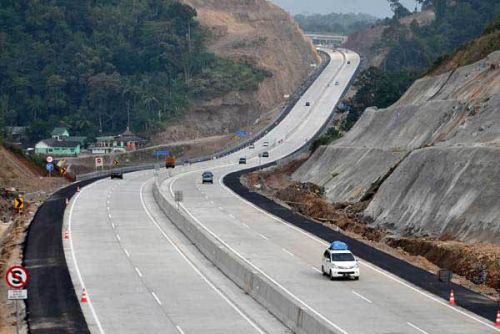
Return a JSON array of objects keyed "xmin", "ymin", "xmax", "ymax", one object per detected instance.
[{"xmin": 6, "ymin": 266, "xmax": 29, "ymax": 289}]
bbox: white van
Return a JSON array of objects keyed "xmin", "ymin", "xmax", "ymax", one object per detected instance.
[{"xmin": 321, "ymin": 248, "xmax": 360, "ymax": 280}]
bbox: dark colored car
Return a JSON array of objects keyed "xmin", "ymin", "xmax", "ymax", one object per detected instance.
[
  {"xmin": 239, "ymin": 157, "xmax": 247, "ymax": 164},
  {"xmin": 305, "ymin": 102, "xmax": 310, "ymax": 106},
  {"xmin": 110, "ymin": 172, "xmax": 123, "ymax": 179},
  {"xmin": 202, "ymin": 171, "xmax": 214, "ymax": 184},
  {"xmin": 261, "ymin": 151, "xmax": 269, "ymax": 158}
]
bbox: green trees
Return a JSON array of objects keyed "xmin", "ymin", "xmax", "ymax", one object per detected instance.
[
  {"xmin": 345, "ymin": 0, "xmax": 500, "ymax": 129},
  {"xmin": 294, "ymin": 13, "xmax": 378, "ymax": 35},
  {"xmin": 0, "ymin": 0, "xmax": 271, "ymax": 142}
]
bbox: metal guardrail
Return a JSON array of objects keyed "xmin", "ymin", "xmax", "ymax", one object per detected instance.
[{"xmin": 76, "ymin": 164, "xmax": 157, "ymax": 181}]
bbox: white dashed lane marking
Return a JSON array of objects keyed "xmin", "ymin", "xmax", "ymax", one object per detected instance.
[
  {"xmin": 352, "ymin": 291, "xmax": 372, "ymax": 304},
  {"xmin": 151, "ymin": 292, "xmax": 162, "ymax": 305}
]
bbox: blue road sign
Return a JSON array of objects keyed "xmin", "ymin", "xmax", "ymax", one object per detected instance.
[
  {"xmin": 46, "ymin": 163, "xmax": 54, "ymax": 172},
  {"xmin": 155, "ymin": 150, "xmax": 170, "ymax": 157},
  {"xmin": 235, "ymin": 131, "xmax": 247, "ymax": 138}
]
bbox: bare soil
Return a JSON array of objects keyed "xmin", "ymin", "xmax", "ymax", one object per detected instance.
[
  {"xmin": 0, "ymin": 147, "xmax": 68, "ymax": 333},
  {"xmin": 243, "ymin": 159, "xmax": 500, "ymax": 300}
]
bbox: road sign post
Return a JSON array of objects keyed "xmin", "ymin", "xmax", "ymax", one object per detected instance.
[
  {"xmin": 46, "ymin": 162, "xmax": 54, "ymax": 177},
  {"xmin": 95, "ymin": 157, "xmax": 104, "ymax": 171},
  {"xmin": 6, "ymin": 266, "xmax": 29, "ymax": 334},
  {"xmin": 14, "ymin": 197, "xmax": 24, "ymax": 214}
]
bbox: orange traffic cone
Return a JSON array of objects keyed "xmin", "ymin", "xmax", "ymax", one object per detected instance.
[
  {"xmin": 449, "ymin": 290, "xmax": 456, "ymax": 305},
  {"xmin": 81, "ymin": 288, "xmax": 88, "ymax": 303},
  {"xmin": 495, "ymin": 310, "xmax": 500, "ymax": 326},
  {"xmin": 64, "ymin": 230, "xmax": 69, "ymax": 240}
]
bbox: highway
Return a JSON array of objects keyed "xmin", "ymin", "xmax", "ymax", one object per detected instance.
[
  {"xmin": 66, "ymin": 173, "xmax": 290, "ymax": 333},
  {"xmin": 66, "ymin": 48, "xmax": 499, "ymax": 334}
]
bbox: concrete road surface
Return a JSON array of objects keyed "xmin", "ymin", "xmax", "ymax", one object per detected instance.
[
  {"xmin": 65, "ymin": 174, "xmax": 290, "ymax": 334},
  {"xmin": 158, "ymin": 49, "xmax": 500, "ymax": 334}
]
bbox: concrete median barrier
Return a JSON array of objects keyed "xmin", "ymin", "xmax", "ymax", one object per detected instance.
[{"xmin": 153, "ymin": 181, "xmax": 341, "ymax": 334}]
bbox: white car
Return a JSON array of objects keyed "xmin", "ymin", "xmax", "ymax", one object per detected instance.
[
  {"xmin": 322, "ymin": 248, "xmax": 360, "ymax": 280},
  {"xmin": 263, "ymin": 141, "xmax": 269, "ymax": 147}
]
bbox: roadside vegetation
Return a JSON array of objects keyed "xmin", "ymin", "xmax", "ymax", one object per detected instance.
[
  {"xmin": 295, "ymin": 12, "xmax": 378, "ymax": 36},
  {"xmin": 310, "ymin": 128, "xmax": 342, "ymax": 153},
  {"xmin": 0, "ymin": 0, "xmax": 271, "ymax": 142},
  {"xmin": 344, "ymin": 0, "xmax": 500, "ymax": 129}
]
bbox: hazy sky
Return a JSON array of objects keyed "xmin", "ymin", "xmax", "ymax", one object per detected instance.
[{"xmin": 270, "ymin": 0, "xmax": 420, "ymax": 18}]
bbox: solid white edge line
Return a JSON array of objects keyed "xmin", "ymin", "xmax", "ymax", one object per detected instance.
[
  {"xmin": 217, "ymin": 167, "xmax": 500, "ymax": 332},
  {"xmin": 135, "ymin": 267, "xmax": 143, "ymax": 278},
  {"xmin": 176, "ymin": 325, "xmax": 186, "ymax": 334},
  {"xmin": 352, "ymin": 291, "xmax": 372, "ymax": 304},
  {"xmin": 151, "ymin": 292, "xmax": 162, "ymax": 305},
  {"xmin": 69, "ymin": 181, "xmax": 107, "ymax": 334},
  {"xmin": 140, "ymin": 180, "xmax": 266, "ymax": 334},
  {"xmin": 407, "ymin": 322, "xmax": 430, "ymax": 334}
]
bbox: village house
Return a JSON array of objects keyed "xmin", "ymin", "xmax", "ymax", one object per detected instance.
[
  {"xmin": 91, "ymin": 128, "xmax": 147, "ymax": 154},
  {"xmin": 34, "ymin": 128, "xmax": 86, "ymax": 156}
]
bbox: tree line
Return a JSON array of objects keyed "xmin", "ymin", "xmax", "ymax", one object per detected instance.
[
  {"xmin": 0, "ymin": 0, "xmax": 271, "ymax": 143},
  {"xmin": 342, "ymin": 0, "xmax": 500, "ymax": 129},
  {"xmin": 294, "ymin": 12, "xmax": 378, "ymax": 36}
]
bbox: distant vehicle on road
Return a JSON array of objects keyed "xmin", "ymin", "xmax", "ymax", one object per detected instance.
[
  {"xmin": 239, "ymin": 157, "xmax": 247, "ymax": 164},
  {"xmin": 335, "ymin": 81, "xmax": 339, "ymax": 86},
  {"xmin": 165, "ymin": 157, "xmax": 176, "ymax": 168},
  {"xmin": 321, "ymin": 241, "xmax": 359, "ymax": 280},
  {"xmin": 263, "ymin": 141, "xmax": 269, "ymax": 147},
  {"xmin": 347, "ymin": 60, "xmax": 351, "ymax": 65},
  {"xmin": 305, "ymin": 102, "xmax": 310, "ymax": 106},
  {"xmin": 202, "ymin": 171, "xmax": 213, "ymax": 184},
  {"xmin": 249, "ymin": 144, "xmax": 255, "ymax": 149},
  {"xmin": 110, "ymin": 171, "xmax": 123, "ymax": 179},
  {"xmin": 261, "ymin": 151, "xmax": 269, "ymax": 158}
]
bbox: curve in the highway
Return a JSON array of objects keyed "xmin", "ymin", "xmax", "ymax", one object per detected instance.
[{"xmin": 160, "ymin": 48, "xmax": 500, "ymax": 334}]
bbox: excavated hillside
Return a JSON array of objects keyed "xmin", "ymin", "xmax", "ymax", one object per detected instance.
[
  {"xmin": 156, "ymin": 0, "xmax": 319, "ymax": 142},
  {"xmin": 293, "ymin": 51, "xmax": 500, "ymax": 243},
  {"xmin": 344, "ymin": 10, "xmax": 435, "ymax": 68}
]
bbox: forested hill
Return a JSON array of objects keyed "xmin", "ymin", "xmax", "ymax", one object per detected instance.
[
  {"xmin": 294, "ymin": 12, "xmax": 378, "ymax": 36},
  {"xmin": 0, "ymin": 0, "xmax": 271, "ymax": 143},
  {"xmin": 341, "ymin": 0, "xmax": 500, "ymax": 130}
]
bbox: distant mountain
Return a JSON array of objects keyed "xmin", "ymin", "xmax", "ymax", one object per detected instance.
[
  {"xmin": 270, "ymin": 0, "xmax": 418, "ymax": 18},
  {"xmin": 294, "ymin": 12, "xmax": 378, "ymax": 35}
]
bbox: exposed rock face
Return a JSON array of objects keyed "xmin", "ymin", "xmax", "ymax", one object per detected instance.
[
  {"xmin": 158, "ymin": 0, "xmax": 319, "ymax": 142},
  {"xmin": 293, "ymin": 51, "xmax": 500, "ymax": 243}
]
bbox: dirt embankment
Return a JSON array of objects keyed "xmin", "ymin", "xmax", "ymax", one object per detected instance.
[
  {"xmin": 0, "ymin": 147, "xmax": 67, "ymax": 333},
  {"xmin": 243, "ymin": 160, "xmax": 500, "ymax": 298},
  {"xmin": 155, "ymin": 0, "xmax": 319, "ymax": 142}
]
